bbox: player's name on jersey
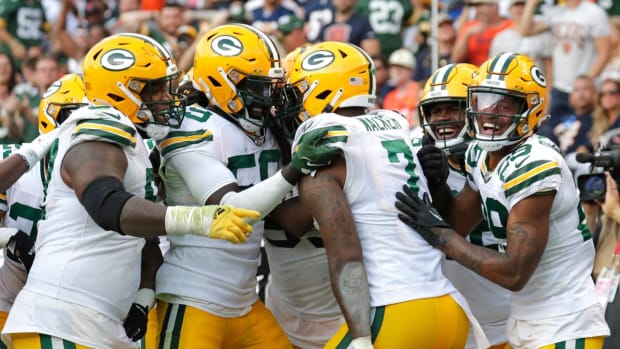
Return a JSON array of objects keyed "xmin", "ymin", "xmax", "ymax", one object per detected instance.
[{"xmin": 357, "ymin": 115, "xmax": 404, "ymax": 132}]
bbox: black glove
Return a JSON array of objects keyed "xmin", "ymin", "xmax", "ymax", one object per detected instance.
[
  {"xmin": 395, "ymin": 186, "xmax": 451, "ymax": 248},
  {"xmin": 417, "ymin": 144, "xmax": 449, "ymax": 190},
  {"xmin": 123, "ymin": 302, "xmax": 149, "ymax": 341},
  {"xmin": 7, "ymin": 231, "xmax": 35, "ymax": 272}
]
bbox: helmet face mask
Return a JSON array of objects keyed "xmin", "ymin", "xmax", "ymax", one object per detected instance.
[
  {"xmin": 138, "ymin": 76, "xmax": 186, "ymax": 128},
  {"xmin": 467, "ymin": 90, "xmax": 530, "ymax": 151},
  {"xmin": 418, "ymin": 63, "xmax": 476, "ymax": 151},
  {"xmin": 466, "ymin": 52, "xmax": 548, "ymax": 152}
]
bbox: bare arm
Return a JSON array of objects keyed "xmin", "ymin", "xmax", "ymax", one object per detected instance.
[
  {"xmin": 268, "ymin": 196, "xmax": 314, "ymax": 237},
  {"xmin": 61, "ymin": 141, "xmax": 167, "ymax": 237},
  {"xmin": 434, "ymin": 192, "xmax": 553, "ymax": 291},
  {"xmin": 299, "ymin": 156, "xmax": 371, "ymax": 339},
  {"xmin": 139, "ymin": 238, "xmax": 163, "ymax": 290},
  {"xmin": 0, "ymin": 155, "xmax": 28, "ymax": 192},
  {"xmin": 517, "ymin": 0, "xmax": 549, "ymax": 36}
]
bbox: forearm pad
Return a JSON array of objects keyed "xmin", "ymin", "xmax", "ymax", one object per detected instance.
[
  {"xmin": 80, "ymin": 176, "xmax": 134, "ymax": 234},
  {"xmin": 220, "ymin": 170, "xmax": 294, "ymax": 223}
]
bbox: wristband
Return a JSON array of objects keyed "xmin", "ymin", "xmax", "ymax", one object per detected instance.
[
  {"xmin": 134, "ymin": 288, "xmax": 155, "ymax": 310},
  {"xmin": 350, "ymin": 336, "xmax": 373, "ymax": 349}
]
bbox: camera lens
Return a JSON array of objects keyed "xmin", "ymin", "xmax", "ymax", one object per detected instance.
[{"xmin": 585, "ymin": 176, "xmax": 606, "ymax": 197}]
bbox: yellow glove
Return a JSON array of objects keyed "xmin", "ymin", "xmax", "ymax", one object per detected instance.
[{"xmin": 164, "ymin": 205, "xmax": 260, "ymax": 243}]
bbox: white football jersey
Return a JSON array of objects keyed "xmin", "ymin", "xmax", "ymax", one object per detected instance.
[
  {"xmin": 156, "ymin": 105, "xmax": 280, "ymax": 315},
  {"xmin": 412, "ymin": 137, "xmax": 511, "ymax": 347},
  {"xmin": 14, "ymin": 105, "xmax": 154, "ymax": 323},
  {"xmin": 465, "ymin": 135, "xmax": 597, "ymax": 320},
  {"xmin": 0, "ymin": 144, "xmax": 43, "ymax": 312},
  {"xmin": 292, "ymin": 110, "xmax": 457, "ymax": 307}
]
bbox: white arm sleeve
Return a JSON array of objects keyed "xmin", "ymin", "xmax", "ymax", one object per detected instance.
[
  {"xmin": 220, "ymin": 170, "xmax": 294, "ymax": 222},
  {"xmin": 165, "ymin": 151, "xmax": 236, "ymax": 205}
]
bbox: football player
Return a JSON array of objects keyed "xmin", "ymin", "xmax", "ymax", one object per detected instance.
[
  {"xmin": 261, "ymin": 44, "xmax": 344, "ymax": 349},
  {"xmin": 1, "ymin": 33, "xmax": 260, "ymax": 349},
  {"xmin": 154, "ymin": 24, "xmax": 339, "ymax": 349},
  {"xmin": 416, "ymin": 63, "xmax": 510, "ymax": 349},
  {"xmin": 288, "ymin": 41, "xmax": 488, "ymax": 349},
  {"xmin": 0, "ymin": 73, "xmax": 85, "ymax": 334},
  {"xmin": 396, "ymin": 52, "xmax": 610, "ymax": 348}
]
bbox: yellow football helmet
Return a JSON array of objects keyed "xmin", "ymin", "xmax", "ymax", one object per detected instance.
[
  {"xmin": 467, "ymin": 52, "xmax": 548, "ymax": 152},
  {"xmin": 287, "ymin": 41, "xmax": 376, "ymax": 122},
  {"xmin": 418, "ymin": 63, "xmax": 477, "ymax": 150},
  {"xmin": 81, "ymin": 33, "xmax": 185, "ymax": 138},
  {"xmin": 192, "ymin": 23, "xmax": 284, "ymax": 136},
  {"xmin": 38, "ymin": 73, "xmax": 86, "ymax": 134}
]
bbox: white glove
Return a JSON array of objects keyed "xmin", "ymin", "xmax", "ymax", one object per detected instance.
[
  {"xmin": 350, "ymin": 336, "xmax": 373, "ymax": 349},
  {"xmin": 0, "ymin": 227, "xmax": 18, "ymax": 248},
  {"xmin": 14, "ymin": 128, "xmax": 59, "ymax": 169},
  {"xmin": 164, "ymin": 205, "xmax": 259, "ymax": 243}
]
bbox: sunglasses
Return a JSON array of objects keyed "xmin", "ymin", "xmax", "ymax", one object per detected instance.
[{"xmin": 601, "ymin": 90, "xmax": 620, "ymax": 97}]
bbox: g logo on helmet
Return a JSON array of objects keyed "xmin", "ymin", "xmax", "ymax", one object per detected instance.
[
  {"xmin": 302, "ymin": 51, "xmax": 335, "ymax": 71},
  {"xmin": 100, "ymin": 49, "xmax": 136, "ymax": 71},
  {"xmin": 211, "ymin": 36, "xmax": 243, "ymax": 56},
  {"xmin": 43, "ymin": 80, "xmax": 61, "ymax": 99},
  {"xmin": 530, "ymin": 66, "xmax": 546, "ymax": 88}
]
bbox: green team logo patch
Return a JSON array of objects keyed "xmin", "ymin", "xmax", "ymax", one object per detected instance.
[
  {"xmin": 43, "ymin": 80, "xmax": 61, "ymax": 99},
  {"xmin": 100, "ymin": 49, "xmax": 136, "ymax": 71},
  {"xmin": 302, "ymin": 50, "xmax": 335, "ymax": 71},
  {"xmin": 211, "ymin": 35, "xmax": 243, "ymax": 56}
]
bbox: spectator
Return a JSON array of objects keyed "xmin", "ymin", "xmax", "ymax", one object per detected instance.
[
  {"xmin": 304, "ymin": 0, "xmax": 333, "ymax": 43},
  {"xmin": 372, "ymin": 55, "xmax": 394, "ymax": 109},
  {"xmin": 245, "ymin": 0, "xmax": 303, "ymax": 36},
  {"xmin": 490, "ymin": 0, "xmax": 552, "ymax": 75},
  {"xmin": 553, "ymin": 75, "xmax": 596, "ymax": 154},
  {"xmin": 383, "ymin": 48, "xmax": 420, "ymax": 132},
  {"xmin": 591, "ymin": 78, "xmax": 620, "ymax": 147},
  {"xmin": 316, "ymin": 0, "xmax": 381, "ymax": 57},
  {"xmin": 0, "ymin": 52, "xmax": 18, "ymax": 143},
  {"xmin": 451, "ymin": 0, "xmax": 512, "ymax": 66},
  {"xmin": 355, "ymin": 0, "xmax": 413, "ymax": 58},
  {"xmin": 520, "ymin": 0, "xmax": 612, "ymax": 139},
  {"xmin": 587, "ymin": 171, "xmax": 620, "ymax": 349},
  {"xmin": 410, "ymin": 14, "xmax": 456, "ymax": 84},
  {"xmin": 0, "ymin": 0, "xmax": 49, "ymax": 62},
  {"xmin": 275, "ymin": 14, "xmax": 306, "ymax": 54}
]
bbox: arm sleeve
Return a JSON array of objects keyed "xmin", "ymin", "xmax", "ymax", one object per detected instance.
[
  {"xmin": 220, "ymin": 170, "xmax": 294, "ymax": 222},
  {"xmin": 165, "ymin": 151, "xmax": 236, "ymax": 205}
]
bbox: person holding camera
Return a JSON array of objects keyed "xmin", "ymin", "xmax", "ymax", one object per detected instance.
[{"xmin": 582, "ymin": 171, "xmax": 620, "ymax": 349}]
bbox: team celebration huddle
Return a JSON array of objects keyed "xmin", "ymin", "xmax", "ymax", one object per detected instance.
[{"xmin": 0, "ymin": 7, "xmax": 614, "ymax": 349}]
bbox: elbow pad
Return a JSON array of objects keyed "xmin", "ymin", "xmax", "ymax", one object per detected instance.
[{"xmin": 80, "ymin": 176, "xmax": 134, "ymax": 234}]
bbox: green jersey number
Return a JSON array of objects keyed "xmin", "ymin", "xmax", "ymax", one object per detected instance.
[
  {"xmin": 228, "ymin": 149, "xmax": 281, "ymax": 189},
  {"xmin": 381, "ymin": 139, "xmax": 419, "ymax": 191}
]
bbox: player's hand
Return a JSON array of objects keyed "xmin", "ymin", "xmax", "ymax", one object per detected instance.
[
  {"xmin": 165, "ymin": 205, "xmax": 260, "ymax": 243},
  {"xmin": 123, "ymin": 288, "xmax": 154, "ymax": 342},
  {"xmin": 15, "ymin": 128, "xmax": 59, "ymax": 169},
  {"xmin": 395, "ymin": 186, "xmax": 451, "ymax": 248},
  {"xmin": 292, "ymin": 128, "xmax": 342, "ymax": 174},
  {"xmin": 417, "ymin": 144, "xmax": 449, "ymax": 190},
  {"xmin": 6, "ymin": 230, "xmax": 35, "ymax": 272}
]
